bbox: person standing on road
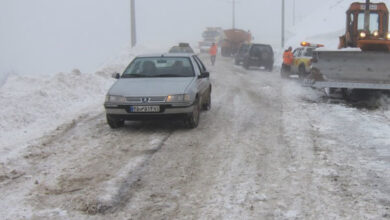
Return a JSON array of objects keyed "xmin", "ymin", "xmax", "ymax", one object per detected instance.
[
  {"xmin": 209, "ymin": 43, "xmax": 218, "ymax": 66},
  {"xmin": 281, "ymin": 46, "xmax": 294, "ymax": 77}
]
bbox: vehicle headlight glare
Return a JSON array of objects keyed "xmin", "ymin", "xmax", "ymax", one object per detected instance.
[
  {"xmin": 360, "ymin": 32, "xmax": 367, "ymax": 38},
  {"xmin": 166, "ymin": 94, "xmax": 191, "ymax": 102},
  {"xmin": 373, "ymin": 30, "xmax": 379, "ymax": 37},
  {"xmin": 108, "ymin": 95, "xmax": 126, "ymax": 102},
  {"xmin": 387, "ymin": 33, "xmax": 390, "ymax": 39}
]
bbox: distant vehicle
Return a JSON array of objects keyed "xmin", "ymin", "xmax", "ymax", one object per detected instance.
[
  {"xmin": 221, "ymin": 29, "xmax": 252, "ymax": 57},
  {"xmin": 169, "ymin": 43, "xmax": 195, "ymax": 54},
  {"xmin": 104, "ymin": 54, "xmax": 212, "ymax": 129},
  {"xmin": 199, "ymin": 41, "xmax": 213, "ymax": 53},
  {"xmin": 234, "ymin": 43, "xmax": 274, "ymax": 71},
  {"xmin": 199, "ymin": 27, "xmax": 224, "ymax": 53},
  {"xmin": 290, "ymin": 41, "xmax": 323, "ymax": 78}
]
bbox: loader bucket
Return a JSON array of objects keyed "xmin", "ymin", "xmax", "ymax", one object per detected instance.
[
  {"xmin": 358, "ymin": 39, "xmax": 390, "ymax": 52},
  {"xmin": 307, "ymin": 50, "xmax": 390, "ymax": 90}
]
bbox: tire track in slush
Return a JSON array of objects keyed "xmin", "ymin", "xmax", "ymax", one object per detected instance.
[{"xmin": 82, "ymin": 131, "xmax": 174, "ymax": 215}]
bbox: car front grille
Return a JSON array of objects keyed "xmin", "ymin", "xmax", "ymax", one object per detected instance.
[{"xmin": 125, "ymin": 96, "xmax": 167, "ymax": 103}]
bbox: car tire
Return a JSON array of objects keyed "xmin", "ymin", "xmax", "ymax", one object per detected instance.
[
  {"xmin": 106, "ymin": 114, "xmax": 124, "ymax": 129},
  {"xmin": 202, "ymin": 88, "xmax": 211, "ymax": 111},
  {"xmin": 298, "ymin": 65, "xmax": 307, "ymax": 79},
  {"xmin": 186, "ymin": 98, "xmax": 200, "ymax": 129}
]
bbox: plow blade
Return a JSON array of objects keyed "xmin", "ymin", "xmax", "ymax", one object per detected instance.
[{"xmin": 305, "ymin": 51, "xmax": 390, "ymax": 90}]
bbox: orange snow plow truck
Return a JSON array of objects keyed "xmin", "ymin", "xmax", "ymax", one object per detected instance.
[
  {"xmin": 221, "ymin": 29, "xmax": 252, "ymax": 57},
  {"xmin": 307, "ymin": 1, "xmax": 390, "ymax": 90}
]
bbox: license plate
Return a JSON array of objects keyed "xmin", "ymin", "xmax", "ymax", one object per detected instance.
[{"xmin": 130, "ymin": 106, "xmax": 160, "ymax": 113}]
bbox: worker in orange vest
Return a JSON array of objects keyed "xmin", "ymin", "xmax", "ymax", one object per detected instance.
[
  {"xmin": 281, "ymin": 46, "xmax": 294, "ymax": 77},
  {"xmin": 209, "ymin": 43, "xmax": 218, "ymax": 66}
]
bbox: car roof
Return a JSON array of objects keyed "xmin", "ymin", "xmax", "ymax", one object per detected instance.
[{"xmin": 136, "ymin": 53, "xmax": 194, "ymax": 58}]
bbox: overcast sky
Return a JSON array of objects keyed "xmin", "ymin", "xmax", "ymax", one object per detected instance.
[{"xmin": 0, "ymin": 0, "xmax": 326, "ymax": 76}]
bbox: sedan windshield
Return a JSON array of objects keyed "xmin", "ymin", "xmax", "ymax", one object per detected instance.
[{"xmin": 122, "ymin": 57, "xmax": 195, "ymax": 78}]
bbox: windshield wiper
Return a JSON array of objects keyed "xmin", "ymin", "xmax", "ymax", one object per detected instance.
[
  {"xmin": 122, "ymin": 74, "xmax": 145, "ymax": 78},
  {"xmin": 153, "ymin": 74, "xmax": 189, "ymax": 77}
]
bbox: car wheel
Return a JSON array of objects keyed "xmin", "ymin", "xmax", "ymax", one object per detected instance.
[
  {"xmin": 202, "ymin": 89, "xmax": 211, "ymax": 111},
  {"xmin": 186, "ymin": 98, "xmax": 200, "ymax": 129},
  {"xmin": 106, "ymin": 114, "xmax": 124, "ymax": 129},
  {"xmin": 298, "ymin": 65, "xmax": 307, "ymax": 79}
]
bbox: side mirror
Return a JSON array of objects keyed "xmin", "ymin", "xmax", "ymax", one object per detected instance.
[
  {"xmin": 199, "ymin": 71, "xmax": 210, "ymax": 78},
  {"xmin": 112, "ymin": 73, "xmax": 120, "ymax": 79}
]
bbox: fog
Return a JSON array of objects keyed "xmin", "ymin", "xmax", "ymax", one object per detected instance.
[{"xmin": 0, "ymin": 0, "xmax": 324, "ymax": 77}]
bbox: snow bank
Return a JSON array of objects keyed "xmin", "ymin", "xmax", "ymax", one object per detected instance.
[
  {"xmin": 0, "ymin": 44, "xmax": 157, "ymax": 162},
  {"xmin": 0, "ymin": 70, "xmax": 113, "ymax": 160}
]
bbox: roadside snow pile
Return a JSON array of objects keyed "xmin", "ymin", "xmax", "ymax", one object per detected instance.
[
  {"xmin": 0, "ymin": 70, "xmax": 114, "ymax": 158},
  {"xmin": 0, "ymin": 44, "xmax": 156, "ymax": 161}
]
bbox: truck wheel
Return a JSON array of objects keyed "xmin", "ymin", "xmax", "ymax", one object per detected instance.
[
  {"xmin": 106, "ymin": 115, "xmax": 124, "ymax": 129},
  {"xmin": 267, "ymin": 64, "xmax": 273, "ymax": 72},
  {"xmin": 243, "ymin": 60, "xmax": 250, "ymax": 70},
  {"xmin": 186, "ymin": 98, "xmax": 200, "ymax": 129},
  {"xmin": 221, "ymin": 48, "xmax": 229, "ymax": 57}
]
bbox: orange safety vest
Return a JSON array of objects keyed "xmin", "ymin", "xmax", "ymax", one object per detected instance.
[
  {"xmin": 283, "ymin": 50, "xmax": 294, "ymax": 65},
  {"xmin": 209, "ymin": 45, "xmax": 218, "ymax": 56}
]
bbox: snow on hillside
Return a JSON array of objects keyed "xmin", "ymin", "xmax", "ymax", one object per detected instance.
[
  {"xmin": 286, "ymin": 0, "xmax": 354, "ymax": 49},
  {"xmin": 0, "ymin": 45, "xmax": 160, "ymax": 163}
]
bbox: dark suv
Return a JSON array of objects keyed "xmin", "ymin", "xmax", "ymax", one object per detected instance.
[{"xmin": 235, "ymin": 43, "xmax": 274, "ymax": 71}]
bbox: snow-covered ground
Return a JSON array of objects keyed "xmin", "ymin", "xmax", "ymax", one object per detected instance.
[
  {"xmin": 1, "ymin": 1, "xmax": 390, "ymax": 218},
  {"xmin": 0, "ymin": 45, "xmax": 162, "ymax": 164},
  {"xmin": 1, "ymin": 54, "xmax": 389, "ymax": 219}
]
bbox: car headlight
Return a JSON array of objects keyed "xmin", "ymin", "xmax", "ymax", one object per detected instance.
[
  {"xmin": 372, "ymin": 30, "xmax": 379, "ymax": 37},
  {"xmin": 106, "ymin": 95, "xmax": 126, "ymax": 103},
  {"xmin": 360, "ymin": 32, "xmax": 367, "ymax": 38},
  {"xmin": 166, "ymin": 94, "xmax": 191, "ymax": 103}
]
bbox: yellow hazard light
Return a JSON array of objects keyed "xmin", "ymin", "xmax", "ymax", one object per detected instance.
[
  {"xmin": 301, "ymin": 41, "xmax": 310, "ymax": 46},
  {"xmin": 301, "ymin": 41, "xmax": 324, "ymax": 48}
]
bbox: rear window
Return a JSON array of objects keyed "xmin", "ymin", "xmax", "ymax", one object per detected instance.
[
  {"xmin": 122, "ymin": 57, "xmax": 195, "ymax": 78},
  {"xmin": 239, "ymin": 45, "xmax": 250, "ymax": 54},
  {"xmin": 251, "ymin": 45, "xmax": 273, "ymax": 56},
  {"xmin": 169, "ymin": 46, "xmax": 194, "ymax": 54}
]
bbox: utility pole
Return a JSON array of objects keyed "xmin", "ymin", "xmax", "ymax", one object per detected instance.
[
  {"xmin": 281, "ymin": 0, "xmax": 285, "ymax": 48},
  {"xmin": 364, "ymin": 0, "xmax": 370, "ymax": 32},
  {"xmin": 232, "ymin": 0, "xmax": 236, "ymax": 29},
  {"xmin": 130, "ymin": 0, "xmax": 137, "ymax": 47},
  {"xmin": 293, "ymin": 0, "xmax": 296, "ymax": 26}
]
